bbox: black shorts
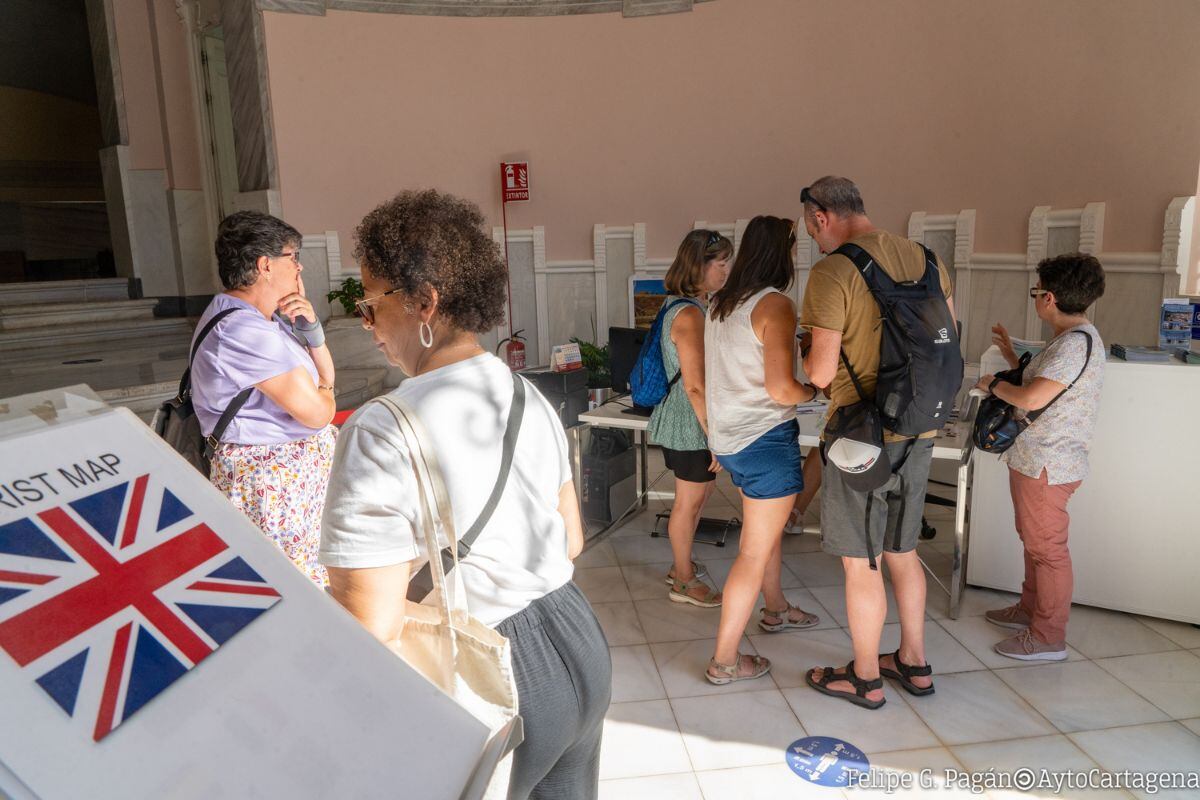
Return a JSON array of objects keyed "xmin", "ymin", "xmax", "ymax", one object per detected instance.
[{"xmin": 662, "ymin": 446, "xmax": 716, "ymax": 483}]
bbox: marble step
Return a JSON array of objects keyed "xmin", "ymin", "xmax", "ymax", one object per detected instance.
[
  {"xmin": 0, "ymin": 278, "xmax": 129, "ymax": 305},
  {"xmin": 0, "ymin": 299, "xmax": 160, "ymax": 331},
  {"xmin": 0, "ymin": 317, "xmax": 195, "ymax": 353}
]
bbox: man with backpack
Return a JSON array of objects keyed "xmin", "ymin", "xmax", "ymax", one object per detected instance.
[{"xmin": 798, "ymin": 177, "xmax": 961, "ymax": 709}]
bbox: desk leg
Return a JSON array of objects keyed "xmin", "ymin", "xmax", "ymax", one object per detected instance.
[
  {"xmin": 950, "ymin": 455, "xmax": 971, "ymax": 619},
  {"xmin": 638, "ymin": 430, "xmax": 649, "ymax": 509}
]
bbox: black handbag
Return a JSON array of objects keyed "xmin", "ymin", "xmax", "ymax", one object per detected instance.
[{"xmin": 972, "ymin": 331, "xmax": 1092, "ymax": 454}]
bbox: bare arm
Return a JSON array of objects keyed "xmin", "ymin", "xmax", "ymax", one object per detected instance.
[
  {"xmin": 803, "ymin": 326, "xmax": 842, "ymax": 389},
  {"xmin": 976, "ymin": 375, "xmax": 1065, "ymax": 412},
  {"xmin": 670, "ymin": 305, "xmax": 709, "ymax": 433},
  {"xmin": 256, "ymin": 366, "xmax": 336, "ymax": 429},
  {"xmin": 753, "ymin": 293, "xmax": 816, "ymax": 405},
  {"xmin": 558, "ymin": 480, "xmax": 585, "ymax": 560},
  {"xmin": 327, "ymin": 561, "xmax": 414, "ymax": 642}
]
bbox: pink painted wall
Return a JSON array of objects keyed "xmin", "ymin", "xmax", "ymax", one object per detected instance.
[
  {"xmin": 112, "ymin": 0, "xmax": 204, "ymax": 190},
  {"xmin": 263, "ymin": 0, "xmax": 1200, "ymax": 261}
]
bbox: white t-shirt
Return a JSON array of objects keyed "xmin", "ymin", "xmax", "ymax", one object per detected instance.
[{"xmin": 319, "ymin": 353, "xmax": 575, "ymax": 626}]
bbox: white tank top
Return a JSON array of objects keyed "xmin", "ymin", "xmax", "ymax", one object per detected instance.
[{"xmin": 704, "ymin": 287, "xmax": 796, "ymax": 455}]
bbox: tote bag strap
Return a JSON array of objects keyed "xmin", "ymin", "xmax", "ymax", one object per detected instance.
[{"xmin": 374, "ymin": 395, "xmax": 469, "ymax": 619}]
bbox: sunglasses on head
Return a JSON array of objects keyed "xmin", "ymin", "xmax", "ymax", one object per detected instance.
[{"xmin": 800, "ymin": 186, "xmax": 827, "ymax": 214}]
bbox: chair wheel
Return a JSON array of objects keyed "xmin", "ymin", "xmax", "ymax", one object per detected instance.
[{"xmin": 919, "ymin": 519, "xmax": 937, "ymax": 540}]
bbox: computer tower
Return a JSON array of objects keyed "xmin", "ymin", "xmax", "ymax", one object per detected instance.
[
  {"xmin": 581, "ymin": 447, "xmax": 636, "ymax": 524},
  {"xmin": 520, "ymin": 366, "xmax": 589, "ymax": 427}
]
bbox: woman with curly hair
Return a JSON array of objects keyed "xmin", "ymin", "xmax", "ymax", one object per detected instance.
[
  {"xmin": 191, "ymin": 211, "xmax": 336, "ymax": 586},
  {"xmin": 320, "ymin": 189, "xmax": 611, "ymax": 800}
]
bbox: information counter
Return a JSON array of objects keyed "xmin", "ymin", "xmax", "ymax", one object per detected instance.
[{"xmin": 967, "ymin": 347, "xmax": 1200, "ymax": 624}]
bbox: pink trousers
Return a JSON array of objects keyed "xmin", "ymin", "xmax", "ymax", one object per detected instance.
[{"xmin": 1009, "ymin": 468, "xmax": 1081, "ymax": 645}]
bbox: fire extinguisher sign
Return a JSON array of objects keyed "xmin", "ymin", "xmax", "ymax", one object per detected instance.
[{"xmin": 501, "ymin": 162, "xmax": 530, "ymax": 202}]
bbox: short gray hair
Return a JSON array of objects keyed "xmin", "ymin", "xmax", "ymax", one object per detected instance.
[{"xmin": 801, "ymin": 176, "xmax": 866, "ymax": 217}]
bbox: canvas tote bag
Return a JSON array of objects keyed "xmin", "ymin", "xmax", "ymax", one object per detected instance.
[{"xmin": 374, "ymin": 395, "xmax": 519, "ymax": 800}]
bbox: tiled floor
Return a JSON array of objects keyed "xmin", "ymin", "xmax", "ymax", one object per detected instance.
[{"xmin": 585, "ymin": 451, "xmax": 1200, "ymax": 800}]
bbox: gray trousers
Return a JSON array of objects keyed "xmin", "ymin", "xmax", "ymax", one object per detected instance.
[{"xmin": 496, "ymin": 580, "xmax": 612, "ymax": 800}]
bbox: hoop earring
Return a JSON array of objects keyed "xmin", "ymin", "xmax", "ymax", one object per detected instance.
[{"xmin": 419, "ymin": 321, "xmax": 433, "ymax": 349}]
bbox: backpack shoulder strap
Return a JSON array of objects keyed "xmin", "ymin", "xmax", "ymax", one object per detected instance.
[
  {"xmin": 179, "ymin": 307, "xmax": 240, "ymax": 400},
  {"xmin": 834, "ymin": 242, "xmax": 897, "ymax": 291},
  {"xmin": 191, "ymin": 307, "xmax": 252, "ymax": 454},
  {"xmin": 661, "ymin": 298, "xmax": 702, "ymax": 389}
]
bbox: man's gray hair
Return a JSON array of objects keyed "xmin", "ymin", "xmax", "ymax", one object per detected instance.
[{"xmin": 802, "ymin": 176, "xmax": 866, "ymax": 217}]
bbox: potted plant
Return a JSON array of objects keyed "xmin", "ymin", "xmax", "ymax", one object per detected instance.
[
  {"xmin": 326, "ymin": 277, "xmax": 365, "ymax": 316},
  {"xmin": 570, "ymin": 334, "xmax": 613, "ymax": 407}
]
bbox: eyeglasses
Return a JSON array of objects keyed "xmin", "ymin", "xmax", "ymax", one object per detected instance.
[
  {"xmin": 274, "ymin": 249, "xmax": 301, "ymax": 265},
  {"xmin": 800, "ymin": 186, "xmax": 827, "ymax": 214},
  {"xmin": 355, "ymin": 288, "xmax": 403, "ymax": 325},
  {"xmin": 705, "ymin": 231, "xmax": 722, "ymax": 248},
  {"xmin": 1028, "ymin": 287, "xmax": 1050, "ymax": 299}
]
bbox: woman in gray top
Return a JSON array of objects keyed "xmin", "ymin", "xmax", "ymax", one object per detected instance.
[
  {"xmin": 647, "ymin": 230, "xmax": 731, "ymax": 607},
  {"xmin": 975, "ymin": 253, "xmax": 1106, "ymax": 662}
]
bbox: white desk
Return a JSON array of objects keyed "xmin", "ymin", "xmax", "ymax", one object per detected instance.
[
  {"xmin": 577, "ymin": 398, "xmax": 979, "ymax": 618},
  {"xmin": 968, "ymin": 347, "xmax": 1200, "ymax": 624}
]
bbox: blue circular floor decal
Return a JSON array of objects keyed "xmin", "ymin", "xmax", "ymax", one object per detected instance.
[{"xmin": 786, "ymin": 736, "xmax": 869, "ymax": 787}]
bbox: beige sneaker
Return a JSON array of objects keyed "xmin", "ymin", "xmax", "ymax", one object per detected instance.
[
  {"xmin": 994, "ymin": 628, "xmax": 1067, "ymax": 662},
  {"xmin": 985, "ymin": 604, "xmax": 1032, "ymax": 630}
]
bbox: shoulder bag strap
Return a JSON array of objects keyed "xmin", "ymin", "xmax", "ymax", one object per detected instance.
[
  {"xmin": 1024, "ymin": 331, "xmax": 1093, "ymax": 424},
  {"xmin": 838, "ymin": 348, "xmax": 872, "ymax": 404},
  {"xmin": 179, "ymin": 307, "xmax": 238, "ymax": 400},
  {"xmin": 404, "ymin": 374, "xmax": 526, "ymax": 604},
  {"xmin": 191, "ymin": 308, "xmax": 254, "ymax": 454}
]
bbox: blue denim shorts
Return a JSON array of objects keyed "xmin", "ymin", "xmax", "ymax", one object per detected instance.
[{"xmin": 716, "ymin": 419, "xmax": 804, "ymax": 499}]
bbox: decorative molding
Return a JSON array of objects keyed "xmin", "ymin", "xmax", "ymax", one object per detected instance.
[
  {"xmin": 257, "ymin": 0, "xmax": 708, "ymax": 17},
  {"xmin": 593, "ymin": 224, "xmax": 609, "ymax": 344},
  {"xmin": 907, "ymin": 212, "xmax": 925, "ymax": 242},
  {"xmin": 1025, "ymin": 205, "xmax": 1051, "ymax": 340},
  {"xmin": 632, "ymin": 223, "xmax": 647, "ymax": 268},
  {"xmin": 954, "ymin": 210, "xmax": 976, "ymax": 272},
  {"xmin": 532, "ymin": 226, "xmax": 549, "ymax": 359},
  {"xmin": 1162, "ymin": 196, "xmax": 1196, "ymax": 296},
  {"xmin": 1079, "ymin": 202, "xmax": 1105, "ymax": 254},
  {"xmin": 732, "ymin": 218, "xmax": 749, "ymax": 254}
]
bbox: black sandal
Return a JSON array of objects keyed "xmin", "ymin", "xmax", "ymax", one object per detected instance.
[
  {"xmin": 878, "ymin": 649, "xmax": 935, "ymax": 696},
  {"xmin": 805, "ymin": 660, "xmax": 886, "ymax": 710}
]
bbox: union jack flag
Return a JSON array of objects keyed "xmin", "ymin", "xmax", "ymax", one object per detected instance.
[{"xmin": 0, "ymin": 473, "xmax": 281, "ymax": 741}]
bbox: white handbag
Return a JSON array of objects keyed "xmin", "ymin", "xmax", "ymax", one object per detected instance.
[{"xmin": 374, "ymin": 395, "xmax": 520, "ymax": 800}]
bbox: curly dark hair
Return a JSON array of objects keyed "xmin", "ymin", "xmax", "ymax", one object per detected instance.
[
  {"xmin": 214, "ymin": 211, "xmax": 301, "ymax": 290},
  {"xmin": 1037, "ymin": 253, "xmax": 1106, "ymax": 315},
  {"xmin": 354, "ymin": 190, "xmax": 508, "ymax": 333}
]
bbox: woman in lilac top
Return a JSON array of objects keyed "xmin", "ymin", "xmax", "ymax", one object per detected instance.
[{"xmin": 191, "ymin": 211, "xmax": 337, "ymax": 586}]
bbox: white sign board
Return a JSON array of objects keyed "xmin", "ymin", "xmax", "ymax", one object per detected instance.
[{"xmin": 0, "ymin": 394, "xmax": 493, "ymax": 799}]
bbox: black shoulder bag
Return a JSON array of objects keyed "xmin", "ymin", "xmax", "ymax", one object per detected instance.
[{"xmin": 972, "ymin": 331, "xmax": 1093, "ymax": 454}]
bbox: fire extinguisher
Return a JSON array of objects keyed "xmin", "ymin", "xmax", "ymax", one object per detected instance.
[{"xmin": 497, "ymin": 329, "xmax": 526, "ymax": 371}]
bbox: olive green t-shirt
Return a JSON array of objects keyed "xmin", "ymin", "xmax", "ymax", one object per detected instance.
[{"xmin": 799, "ymin": 229, "xmax": 953, "ymax": 440}]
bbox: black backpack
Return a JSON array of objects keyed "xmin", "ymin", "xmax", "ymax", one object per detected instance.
[
  {"xmin": 834, "ymin": 242, "xmax": 964, "ymax": 437},
  {"xmin": 152, "ymin": 308, "xmax": 252, "ymax": 477}
]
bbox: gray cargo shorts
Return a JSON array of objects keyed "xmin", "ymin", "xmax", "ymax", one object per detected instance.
[{"xmin": 820, "ymin": 437, "xmax": 934, "ymax": 564}]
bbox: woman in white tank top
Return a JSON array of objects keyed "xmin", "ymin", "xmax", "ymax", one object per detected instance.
[{"xmin": 702, "ymin": 216, "xmax": 822, "ymax": 685}]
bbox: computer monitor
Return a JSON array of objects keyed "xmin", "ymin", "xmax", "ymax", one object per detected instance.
[{"xmin": 607, "ymin": 326, "xmax": 647, "ymax": 394}]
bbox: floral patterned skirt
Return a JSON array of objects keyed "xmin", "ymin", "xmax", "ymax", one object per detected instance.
[{"xmin": 209, "ymin": 425, "xmax": 337, "ymax": 587}]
